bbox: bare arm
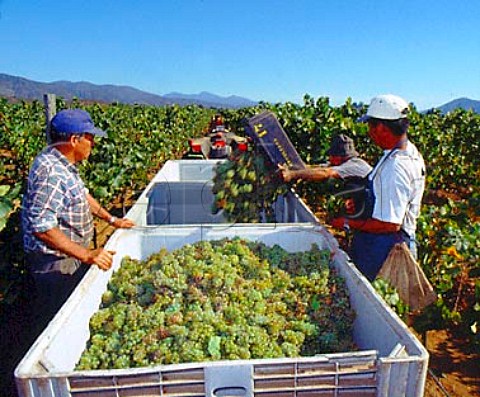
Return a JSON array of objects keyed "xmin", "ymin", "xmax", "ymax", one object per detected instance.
[
  {"xmin": 278, "ymin": 164, "xmax": 340, "ymax": 182},
  {"xmin": 33, "ymin": 228, "xmax": 114, "ymax": 270},
  {"xmin": 86, "ymin": 193, "xmax": 135, "ymax": 228},
  {"xmin": 330, "ymin": 216, "xmax": 401, "ymax": 234}
]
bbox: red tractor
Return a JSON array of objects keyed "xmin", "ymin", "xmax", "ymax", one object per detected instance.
[{"xmin": 184, "ymin": 114, "xmax": 249, "ymax": 159}]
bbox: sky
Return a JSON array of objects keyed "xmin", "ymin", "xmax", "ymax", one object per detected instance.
[{"xmin": 0, "ymin": 0, "xmax": 479, "ymax": 110}]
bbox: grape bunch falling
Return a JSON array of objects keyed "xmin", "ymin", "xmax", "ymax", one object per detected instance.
[{"xmin": 211, "ymin": 148, "xmax": 288, "ymax": 223}]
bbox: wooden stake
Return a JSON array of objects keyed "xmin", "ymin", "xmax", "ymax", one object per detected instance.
[{"xmin": 43, "ymin": 93, "xmax": 56, "ymax": 144}]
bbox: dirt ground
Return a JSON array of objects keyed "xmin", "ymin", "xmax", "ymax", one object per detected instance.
[
  {"xmin": 1, "ymin": 218, "xmax": 478, "ymax": 397},
  {"xmin": 423, "ymin": 329, "xmax": 479, "ymax": 397}
]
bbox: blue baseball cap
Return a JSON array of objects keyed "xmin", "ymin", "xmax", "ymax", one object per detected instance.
[{"xmin": 51, "ymin": 109, "xmax": 107, "ymax": 137}]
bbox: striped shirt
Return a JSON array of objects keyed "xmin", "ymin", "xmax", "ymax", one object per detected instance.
[
  {"xmin": 331, "ymin": 157, "xmax": 372, "ymax": 180},
  {"xmin": 22, "ymin": 146, "xmax": 94, "ymax": 256}
]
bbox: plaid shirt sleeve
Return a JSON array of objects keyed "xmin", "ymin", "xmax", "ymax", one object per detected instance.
[
  {"xmin": 22, "ymin": 148, "xmax": 94, "ymax": 254},
  {"xmin": 27, "ymin": 165, "xmax": 64, "ymax": 233}
]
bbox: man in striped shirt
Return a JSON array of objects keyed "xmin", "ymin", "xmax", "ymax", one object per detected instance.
[
  {"xmin": 278, "ymin": 134, "xmax": 372, "ymax": 184},
  {"xmin": 22, "ymin": 109, "xmax": 135, "ymax": 327}
]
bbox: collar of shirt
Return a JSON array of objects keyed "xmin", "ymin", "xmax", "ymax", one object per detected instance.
[{"xmin": 46, "ymin": 146, "xmax": 80, "ymax": 175}]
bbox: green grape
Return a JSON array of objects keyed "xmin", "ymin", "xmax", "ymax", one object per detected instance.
[
  {"xmin": 76, "ymin": 239, "xmax": 355, "ymax": 370},
  {"xmin": 211, "ymin": 148, "xmax": 288, "ymax": 222}
]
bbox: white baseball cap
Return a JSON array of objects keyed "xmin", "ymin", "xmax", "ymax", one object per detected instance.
[{"xmin": 359, "ymin": 94, "xmax": 409, "ymax": 122}]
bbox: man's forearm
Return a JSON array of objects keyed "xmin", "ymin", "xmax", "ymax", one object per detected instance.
[
  {"xmin": 34, "ymin": 228, "xmax": 90, "ymax": 263},
  {"xmin": 87, "ymin": 193, "xmax": 114, "ymax": 223},
  {"xmin": 347, "ymin": 217, "xmax": 401, "ymax": 233},
  {"xmin": 289, "ymin": 167, "xmax": 339, "ymax": 181},
  {"xmin": 34, "ymin": 228, "xmax": 115, "ymax": 270}
]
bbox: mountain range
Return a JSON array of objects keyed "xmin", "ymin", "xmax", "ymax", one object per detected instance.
[
  {"xmin": 0, "ymin": 73, "xmax": 257, "ymax": 109},
  {"xmin": 1, "ymin": 73, "xmax": 479, "ymax": 112},
  {"xmin": 434, "ymin": 97, "xmax": 480, "ymax": 114}
]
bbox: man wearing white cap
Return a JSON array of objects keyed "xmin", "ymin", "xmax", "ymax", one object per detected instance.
[
  {"xmin": 22, "ymin": 109, "xmax": 135, "ymax": 327},
  {"xmin": 330, "ymin": 95, "xmax": 426, "ymax": 281}
]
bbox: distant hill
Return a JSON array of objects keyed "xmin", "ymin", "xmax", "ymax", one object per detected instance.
[
  {"xmin": 163, "ymin": 91, "xmax": 257, "ymax": 108},
  {"xmin": 2, "ymin": 73, "xmax": 477, "ymax": 112},
  {"xmin": 435, "ymin": 97, "xmax": 480, "ymax": 113},
  {"xmin": 0, "ymin": 73, "xmax": 258, "ymax": 109}
]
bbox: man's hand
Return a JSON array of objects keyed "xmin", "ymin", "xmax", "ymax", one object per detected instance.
[
  {"xmin": 112, "ymin": 217, "xmax": 135, "ymax": 229},
  {"xmin": 85, "ymin": 248, "xmax": 116, "ymax": 271},
  {"xmin": 278, "ymin": 163, "xmax": 293, "ymax": 182},
  {"xmin": 35, "ymin": 227, "xmax": 120, "ymax": 270},
  {"xmin": 344, "ymin": 198, "xmax": 356, "ymax": 215}
]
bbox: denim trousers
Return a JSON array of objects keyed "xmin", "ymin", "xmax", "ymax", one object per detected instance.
[{"xmin": 350, "ymin": 231, "xmax": 413, "ymax": 281}]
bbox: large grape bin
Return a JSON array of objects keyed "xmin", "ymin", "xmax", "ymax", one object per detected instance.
[{"xmin": 15, "ymin": 160, "xmax": 428, "ymax": 397}]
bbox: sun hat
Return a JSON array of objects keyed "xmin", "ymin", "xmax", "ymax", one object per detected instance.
[
  {"xmin": 327, "ymin": 134, "xmax": 359, "ymax": 157},
  {"xmin": 51, "ymin": 109, "xmax": 107, "ymax": 137},
  {"xmin": 359, "ymin": 94, "xmax": 409, "ymax": 122}
]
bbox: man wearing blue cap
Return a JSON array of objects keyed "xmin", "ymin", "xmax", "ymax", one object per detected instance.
[
  {"xmin": 330, "ymin": 95, "xmax": 426, "ymax": 281},
  {"xmin": 22, "ymin": 109, "xmax": 135, "ymax": 326}
]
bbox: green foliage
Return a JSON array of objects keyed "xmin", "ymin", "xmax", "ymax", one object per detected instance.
[
  {"xmin": 372, "ymin": 278, "xmax": 410, "ymax": 320},
  {"xmin": 409, "ymin": 108, "xmax": 480, "ymax": 192},
  {"xmin": 1, "ymin": 94, "xmax": 479, "ymax": 345},
  {"xmin": 0, "ymin": 184, "xmax": 21, "ymax": 232},
  {"xmin": 414, "ymin": 196, "xmax": 480, "ymax": 342}
]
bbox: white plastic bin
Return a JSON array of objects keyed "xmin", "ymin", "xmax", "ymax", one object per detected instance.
[
  {"xmin": 15, "ymin": 225, "xmax": 428, "ymax": 397},
  {"xmin": 15, "ymin": 160, "xmax": 428, "ymax": 396}
]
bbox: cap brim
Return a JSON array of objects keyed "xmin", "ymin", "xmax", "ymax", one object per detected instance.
[
  {"xmin": 357, "ymin": 114, "xmax": 370, "ymax": 123},
  {"xmin": 88, "ymin": 127, "xmax": 107, "ymax": 137}
]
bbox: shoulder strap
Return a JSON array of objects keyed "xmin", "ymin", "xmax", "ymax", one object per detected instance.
[{"xmin": 368, "ymin": 139, "xmax": 408, "ymax": 181}]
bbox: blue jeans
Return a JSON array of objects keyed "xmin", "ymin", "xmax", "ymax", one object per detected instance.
[{"xmin": 350, "ymin": 231, "xmax": 411, "ymax": 281}]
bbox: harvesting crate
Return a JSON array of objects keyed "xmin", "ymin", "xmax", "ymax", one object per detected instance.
[
  {"xmin": 244, "ymin": 111, "xmax": 306, "ymax": 170},
  {"xmin": 15, "ymin": 161, "xmax": 428, "ymax": 397}
]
